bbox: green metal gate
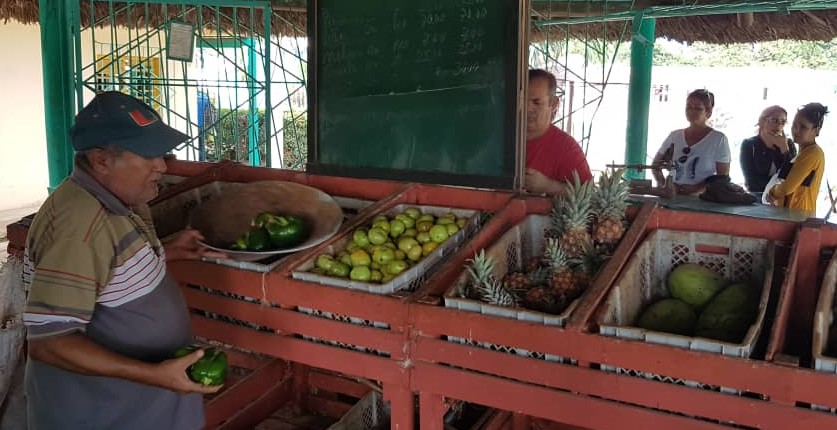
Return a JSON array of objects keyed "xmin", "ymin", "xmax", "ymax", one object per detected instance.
[{"xmin": 72, "ymin": 0, "xmax": 308, "ymax": 169}]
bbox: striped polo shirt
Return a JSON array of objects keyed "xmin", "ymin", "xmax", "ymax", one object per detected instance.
[{"xmin": 23, "ymin": 167, "xmax": 203, "ymax": 430}]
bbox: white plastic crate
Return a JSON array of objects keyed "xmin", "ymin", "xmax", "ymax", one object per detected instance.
[
  {"xmin": 292, "ymin": 204, "xmax": 480, "ymax": 294},
  {"xmin": 327, "ymin": 391, "xmax": 389, "ymax": 430},
  {"xmin": 597, "ymin": 229, "xmax": 775, "ymax": 393},
  {"xmin": 811, "ymin": 249, "xmax": 837, "ymax": 412},
  {"xmin": 443, "ymin": 214, "xmax": 578, "ymax": 364}
]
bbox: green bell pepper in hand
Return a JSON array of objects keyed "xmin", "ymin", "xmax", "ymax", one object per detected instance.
[
  {"xmin": 174, "ymin": 346, "xmax": 228, "ymax": 386},
  {"xmin": 264, "ymin": 215, "xmax": 309, "ymax": 248}
]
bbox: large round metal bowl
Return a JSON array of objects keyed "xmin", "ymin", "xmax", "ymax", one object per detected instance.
[{"xmin": 188, "ymin": 181, "xmax": 344, "ymax": 262}]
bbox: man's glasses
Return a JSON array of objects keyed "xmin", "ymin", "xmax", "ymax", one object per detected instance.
[{"xmin": 677, "ymin": 146, "xmax": 691, "ymax": 164}]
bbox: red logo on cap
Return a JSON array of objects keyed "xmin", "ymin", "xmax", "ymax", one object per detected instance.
[{"xmin": 129, "ymin": 109, "xmax": 158, "ymax": 127}]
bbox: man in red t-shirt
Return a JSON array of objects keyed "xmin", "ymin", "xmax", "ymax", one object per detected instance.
[{"xmin": 525, "ymin": 69, "xmax": 593, "ymax": 195}]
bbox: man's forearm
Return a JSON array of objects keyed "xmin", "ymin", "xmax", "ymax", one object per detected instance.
[
  {"xmin": 29, "ymin": 332, "xmax": 159, "ymax": 386},
  {"xmin": 543, "ymin": 177, "xmax": 568, "ymax": 196}
]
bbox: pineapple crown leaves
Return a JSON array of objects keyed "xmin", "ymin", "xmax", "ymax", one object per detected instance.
[
  {"xmin": 479, "ymin": 278, "xmax": 518, "ymax": 307},
  {"xmin": 556, "ymin": 171, "xmax": 595, "ymax": 228},
  {"xmin": 465, "ymin": 250, "xmax": 518, "ymax": 307},
  {"xmin": 593, "ymin": 168, "xmax": 631, "ymax": 217},
  {"xmin": 544, "ymin": 238, "xmax": 570, "ymax": 271}
]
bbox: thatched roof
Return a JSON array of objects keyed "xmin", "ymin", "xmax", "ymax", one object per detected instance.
[
  {"xmin": 0, "ymin": 1, "xmax": 306, "ymax": 37},
  {"xmin": 531, "ymin": 3, "xmax": 837, "ymax": 44},
  {"xmin": 1, "ymin": 0, "xmax": 835, "ymax": 44}
]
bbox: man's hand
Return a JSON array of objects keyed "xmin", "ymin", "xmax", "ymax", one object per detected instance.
[
  {"xmin": 164, "ymin": 229, "xmax": 227, "ymax": 261},
  {"xmin": 525, "ymin": 168, "xmax": 565, "ymax": 195},
  {"xmin": 154, "ymin": 349, "xmax": 223, "ymax": 395},
  {"xmin": 674, "ymin": 183, "xmax": 706, "ymax": 195}
]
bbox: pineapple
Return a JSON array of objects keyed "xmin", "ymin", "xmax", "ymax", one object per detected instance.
[
  {"xmin": 466, "ymin": 250, "xmax": 517, "ymax": 307},
  {"xmin": 502, "ymin": 271, "xmax": 531, "ymax": 294},
  {"xmin": 522, "ymin": 285, "xmax": 565, "ymax": 314},
  {"xmin": 569, "ymin": 241, "xmax": 606, "ymax": 300},
  {"xmin": 544, "ymin": 238, "xmax": 578, "ymax": 302},
  {"xmin": 593, "ymin": 168, "xmax": 630, "ymax": 245},
  {"xmin": 555, "ymin": 172, "xmax": 594, "ymax": 259}
]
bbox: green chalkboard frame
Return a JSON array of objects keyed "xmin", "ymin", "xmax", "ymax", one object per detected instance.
[{"xmin": 306, "ymin": 0, "xmax": 522, "ymax": 190}]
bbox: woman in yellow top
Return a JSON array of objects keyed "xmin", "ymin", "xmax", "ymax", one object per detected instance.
[{"xmin": 766, "ymin": 102, "xmax": 829, "ymax": 216}]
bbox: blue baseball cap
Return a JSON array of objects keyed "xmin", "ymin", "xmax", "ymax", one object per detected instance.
[{"xmin": 70, "ymin": 91, "xmax": 190, "ymax": 158}]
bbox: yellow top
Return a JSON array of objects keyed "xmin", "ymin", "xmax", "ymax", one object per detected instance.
[{"xmin": 770, "ymin": 143, "xmax": 825, "ymax": 216}]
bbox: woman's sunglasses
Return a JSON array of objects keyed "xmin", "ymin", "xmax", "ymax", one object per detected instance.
[{"xmin": 677, "ymin": 146, "xmax": 691, "ymax": 164}]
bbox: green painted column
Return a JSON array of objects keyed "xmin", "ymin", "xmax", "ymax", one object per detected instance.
[
  {"xmin": 624, "ymin": 13, "xmax": 655, "ymax": 180},
  {"xmin": 39, "ymin": 0, "xmax": 77, "ymax": 191}
]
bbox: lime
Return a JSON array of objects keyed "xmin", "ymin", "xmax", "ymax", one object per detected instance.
[
  {"xmin": 372, "ymin": 247, "xmax": 395, "ymax": 265},
  {"xmin": 407, "ymin": 246, "xmax": 423, "ymax": 262},
  {"xmin": 350, "ymin": 250, "xmax": 372, "ymax": 267},
  {"xmin": 349, "ymin": 266, "xmax": 372, "ymax": 282},
  {"xmin": 368, "ymin": 228, "xmax": 388, "ymax": 245},
  {"xmin": 404, "ymin": 207, "xmax": 421, "ymax": 220},
  {"xmin": 352, "ymin": 229, "xmax": 370, "ymax": 247},
  {"xmin": 429, "ymin": 225, "xmax": 450, "ymax": 243},
  {"xmin": 389, "ymin": 219, "xmax": 406, "ymax": 238},
  {"xmin": 327, "ymin": 261, "xmax": 351, "ymax": 278},
  {"xmin": 316, "ymin": 254, "xmax": 336, "ymax": 271}
]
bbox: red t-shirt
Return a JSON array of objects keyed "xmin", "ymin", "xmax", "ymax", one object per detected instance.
[{"xmin": 526, "ymin": 125, "xmax": 593, "ymax": 183}]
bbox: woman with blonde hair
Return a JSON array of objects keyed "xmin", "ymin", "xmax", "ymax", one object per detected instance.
[
  {"xmin": 740, "ymin": 105, "xmax": 796, "ymax": 200},
  {"xmin": 766, "ymin": 103, "xmax": 829, "ymax": 216}
]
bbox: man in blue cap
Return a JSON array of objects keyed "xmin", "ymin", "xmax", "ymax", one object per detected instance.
[{"xmin": 23, "ymin": 91, "xmax": 224, "ymax": 429}]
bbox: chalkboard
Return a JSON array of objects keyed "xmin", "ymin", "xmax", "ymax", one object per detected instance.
[{"xmin": 308, "ymin": 0, "xmax": 520, "ymax": 189}]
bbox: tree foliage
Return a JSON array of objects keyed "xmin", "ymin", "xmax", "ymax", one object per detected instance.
[{"xmin": 533, "ymin": 38, "xmax": 837, "ymax": 70}]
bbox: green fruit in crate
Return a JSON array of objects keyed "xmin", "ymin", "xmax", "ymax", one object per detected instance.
[
  {"xmin": 372, "ymin": 214, "xmax": 388, "ymax": 224},
  {"xmin": 402, "ymin": 228, "xmax": 417, "ymax": 238},
  {"xmin": 418, "ymin": 213, "xmax": 435, "ymax": 223},
  {"xmin": 383, "ymin": 242, "xmax": 397, "ymax": 250},
  {"xmin": 394, "ymin": 250, "xmax": 406, "ymax": 261},
  {"xmin": 389, "ymin": 219, "xmax": 406, "ymax": 238},
  {"xmin": 370, "ymin": 270, "xmax": 383, "ymax": 282},
  {"xmin": 416, "ymin": 232, "xmax": 431, "ymax": 244},
  {"xmin": 456, "ymin": 218, "xmax": 468, "ymax": 229},
  {"xmin": 635, "ymin": 298, "xmax": 697, "ymax": 336},
  {"xmin": 695, "ymin": 283, "xmax": 759, "ymax": 343},
  {"xmin": 385, "ymin": 260, "xmax": 409, "ymax": 276},
  {"xmin": 436, "ymin": 216, "xmax": 454, "ymax": 225},
  {"xmin": 368, "ymin": 228, "xmax": 388, "ymax": 245},
  {"xmin": 353, "ymin": 229, "xmax": 370, "ymax": 247},
  {"xmin": 316, "ymin": 254, "xmax": 336, "ymax": 271},
  {"xmin": 346, "ymin": 242, "xmax": 361, "ymax": 252},
  {"xmin": 328, "ymin": 262, "xmax": 351, "ymax": 278},
  {"xmin": 668, "ymin": 263, "xmax": 727, "ymax": 309},
  {"xmin": 445, "ymin": 224, "xmax": 460, "ymax": 236},
  {"xmin": 429, "ymin": 225, "xmax": 450, "ymax": 243},
  {"xmin": 309, "ymin": 267, "xmax": 327, "ymax": 275},
  {"xmin": 404, "ymin": 207, "xmax": 422, "ymax": 220},
  {"xmin": 397, "ymin": 237, "xmax": 419, "ymax": 253},
  {"xmin": 349, "ymin": 265, "xmax": 372, "ymax": 281},
  {"xmin": 372, "ymin": 248, "xmax": 396, "ymax": 265},
  {"xmin": 337, "ymin": 251, "xmax": 353, "ymax": 267},
  {"xmin": 372, "ymin": 219, "xmax": 391, "ymax": 233},
  {"xmin": 422, "ymin": 241, "xmax": 439, "ymax": 257},
  {"xmin": 350, "ymin": 250, "xmax": 372, "ymax": 267},
  {"xmin": 395, "ymin": 213, "xmax": 415, "ymax": 229},
  {"xmin": 407, "ymin": 246, "xmax": 423, "ymax": 262},
  {"xmin": 416, "ymin": 220, "xmax": 434, "ymax": 233}
]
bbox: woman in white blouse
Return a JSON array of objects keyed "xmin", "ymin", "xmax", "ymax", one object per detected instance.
[{"xmin": 652, "ymin": 89, "xmax": 731, "ymax": 195}]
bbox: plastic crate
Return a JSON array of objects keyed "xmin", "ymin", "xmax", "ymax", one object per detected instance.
[
  {"xmin": 150, "ymin": 181, "xmax": 374, "ymax": 272},
  {"xmin": 597, "ymin": 229, "xmax": 775, "ymax": 393},
  {"xmin": 327, "ymin": 391, "xmax": 389, "ymax": 430},
  {"xmin": 292, "ymin": 204, "xmax": 481, "ymax": 295},
  {"xmin": 811, "ymin": 249, "xmax": 837, "ymax": 412},
  {"xmin": 443, "ymin": 214, "xmax": 576, "ymax": 363}
]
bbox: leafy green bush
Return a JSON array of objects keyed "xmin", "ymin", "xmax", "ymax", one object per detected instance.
[
  {"xmin": 282, "ymin": 112, "xmax": 307, "ymax": 170},
  {"xmin": 209, "ymin": 108, "xmax": 267, "ymax": 165}
]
